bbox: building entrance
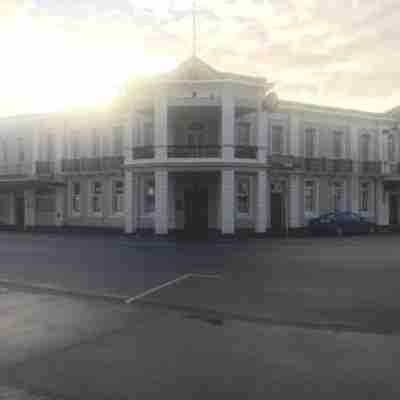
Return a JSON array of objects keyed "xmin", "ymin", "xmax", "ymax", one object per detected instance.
[
  {"xmin": 15, "ymin": 196, "xmax": 25, "ymax": 230},
  {"xmin": 184, "ymin": 186, "xmax": 208, "ymax": 234}
]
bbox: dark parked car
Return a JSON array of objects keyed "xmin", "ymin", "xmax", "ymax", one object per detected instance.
[{"xmin": 308, "ymin": 211, "xmax": 376, "ymax": 236}]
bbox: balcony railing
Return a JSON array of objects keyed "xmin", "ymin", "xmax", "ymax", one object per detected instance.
[
  {"xmin": 325, "ymin": 159, "xmax": 353, "ymax": 174},
  {"xmin": 304, "ymin": 158, "xmax": 325, "ymax": 173},
  {"xmin": 61, "ymin": 157, "xmax": 124, "ymax": 173},
  {"xmin": 133, "ymin": 146, "xmax": 155, "ymax": 160},
  {"xmin": 0, "ymin": 163, "xmax": 32, "ymax": 177},
  {"xmin": 234, "ymin": 146, "xmax": 257, "ymax": 159},
  {"xmin": 167, "ymin": 146, "xmax": 221, "ymax": 158},
  {"xmin": 36, "ymin": 161, "xmax": 55, "ymax": 175},
  {"xmin": 268, "ymin": 154, "xmax": 297, "ymax": 169},
  {"xmin": 360, "ymin": 161, "xmax": 381, "ymax": 175}
]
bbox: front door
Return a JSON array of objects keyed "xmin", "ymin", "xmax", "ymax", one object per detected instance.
[
  {"xmin": 389, "ymin": 194, "xmax": 398, "ymax": 225},
  {"xmin": 15, "ymin": 197, "xmax": 25, "ymax": 230},
  {"xmin": 184, "ymin": 188, "xmax": 208, "ymax": 235},
  {"xmin": 271, "ymin": 192, "xmax": 284, "ymax": 232}
]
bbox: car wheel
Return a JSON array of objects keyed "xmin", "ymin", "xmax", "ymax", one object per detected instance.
[{"xmin": 336, "ymin": 226, "xmax": 344, "ymax": 237}]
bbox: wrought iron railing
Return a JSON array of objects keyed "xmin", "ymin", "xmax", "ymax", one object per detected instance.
[
  {"xmin": 35, "ymin": 161, "xmax": 55, "ymax": 175},
  {"xmin": 268, "ymin": 154, "xmax": 297, "ymax": 169},
  {"xmin": 167, "ymin": 146, "xmax": 221, "ymax": 158},
  {"xmin": 133, "ymin": 146, "xmax": 155, "ymax": 160},
  {"xmin": 234, "ymin": 146, "xmax": 257, "ymax": 159},
  {"xmin": 304, "ymin": 158, "xmax": 324, "ymax": 172},
  {"xmin": 61, "ymin": 157, "xmax": 123, "ymax": 173},
  {"xmin": 325, "ymin": 159, "xmax": 353, "ymax": 173}
]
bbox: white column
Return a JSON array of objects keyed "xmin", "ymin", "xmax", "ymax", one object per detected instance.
[
  {"xmin": 55, "ymin": 186, "xmax": 65, "ymax": 227},
  {"xmin": 124, "ymin": 170, "xmax": 139, "ymax": 233},
  {"xmin": 351, "ymin": 176, "xmax": 359, "ymax": 213},
  {"xmin": 257, "ymin": 98, "xmax": 268, "ymax": 162},
  {"xmin": 289, "ymin": 174, "xmax": 300, "ymax": 228},
  {"xmin": 222, "ymin": 84, "xmax": 235, "ymax": 161},
  {"xmin": 155, "ymin": 170, "xmax": 169, "ymax": 234},
  {"xmin": 154, "ymin": 92, "xmax": 168, "ymax": 161},
  {"xmin": 255, "ymin": 170, "xmax": 267, "ymax": 233},
  {"xmin": 24, "ymin": 189, "xmax": 35, "ymax": 228},
  {"xmin": 125, "ymin": 109, "xmax": 134, "ymax": 164},
  {"xmin": 221, "ymin": 169, "xmax": 235, "ymax": 234},
  {"xmin": 9, "ymin": 192, "xmax": 15, "ymax": 225}
]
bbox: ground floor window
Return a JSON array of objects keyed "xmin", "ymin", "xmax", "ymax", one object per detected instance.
[
  {"xmin": 144, "ymin": 176, "xmax": 155, "ymax": 213},
  {"xmin": 72, "ymin": 182, "xmax": 80, "ymax": 214},
  {"xmin": 332, "ymin": 181, "xmax": 344, "ymax": 211},
  {"xmin": 360, "ymin": 182, "xmax": 370, "ymax": 212},
  {"xmin": 236, "ymin": 176, "xmax": 251, "ymax": 215},
  {"xmin": 0, "ymin": 196, "xmax": 7, "ymax": 218},
  {"xmin": 36, "ymin": 197, "xmax": 55, "ymax": 213},
  {"xmin": 91, "ymin": 181, "xmax": 103, "ymax": 214},
  {"xmin": 112, "ymin": 180, "xmax": 124, "ymax": 214},
  {"xmin": 304, "ymin": 180, "xmax": 317, "ymax": 213}
]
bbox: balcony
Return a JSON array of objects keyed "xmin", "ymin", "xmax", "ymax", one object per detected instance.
[
  {"xmin": 234, "ymin": 146, "xmax": 257, "ymax": 159},
  {"xmin": 0, "ymin": 163, "xmax": 32, "ymax": 177},
  {"xmin": 360, "ymin": 161, "xmax": 381, "ymax": 175},
  {"xmin": 167, "ymin": 146, "xmax": 221, "ymax": 158},
  {"xmin": 61, "ymin": 157, "xmax": 124, "ymax": 173},
  {"xmin": 268, "ymin": 154, "xmax": 297, "ymax": 170},
  {"xmin": 133, "ymin": 146, "xmax": 155, "ymax": 160},
  {"xmin": 325, "ymin": 159, "xmax": 353, "ymax": 174},
  {"xmin": 36, "ymin": 161, "xmax": 55, "ymax": 176},
  {"xmin": 304, "ymin": 158, "xmax": 325, "ymax": 173}
]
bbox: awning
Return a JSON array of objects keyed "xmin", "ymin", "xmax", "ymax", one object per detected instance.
[{"xmin": 0, "ymin": 178, "xmax": 66, "ymax": 192}]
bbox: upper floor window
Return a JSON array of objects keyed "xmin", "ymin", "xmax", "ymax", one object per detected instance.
[
  {"xmin": 271, "ymin": 125, "xmax": 284, "ymax": 154},
  {"xmin": 112, "ymin": 180, "xmax": 124, "ymax": 214},
  {"xmin": 0, "ymin": 138, "xmax": 7, "ymax": 163},
  {"xmin": 17, "ymin": 138, "xmax": 25, "ymax": 162},
  {"xmin": 144, "ymin": 176, "xmax": 155, "ymax": 213},
  {"xmin": 143, "ymin": 122, "xmax": 154, "ymax": 147},
  {"xmin": 237, "ymin": 122, "xmax": 250, "ymax": 146},
  {"xmin": 333, "ymin": 131, "xmax": 344, "ymax": 159},
  {"xmin": 305, "ymin": 128, "xmax": 317, "ymax": 158},
  {"xmin": 91, "ymin": 128, "xmax": 101, "ymax": 158},
  {"xmin": 388, "ymin": 133, "xmax": 395, "ymax": 162},
  {"xmin": 112, "ymin": 126, "xmax": 123, "ymax": 156},
  {"xmin": 71, "ymin": 132, "xmax": 80, "ymax": 159},
  {"xmin": 360, "ymin": 134, "xmax": 371, "ymax": 162},
  {"xmin": 236, "ymin": 177, "xmax": 251, "ymax": 215},
  {"xmin": 360, "ymin": 182, "xmax": 370, "ymax": 212},
  {"xmin": 304, "ymin": 180, "xmax": 317, "ymax": 213}
]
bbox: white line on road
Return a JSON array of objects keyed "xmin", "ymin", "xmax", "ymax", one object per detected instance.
[{"xmin": 125, "ymin": 273, "xmax": 193, "ymax": 304}]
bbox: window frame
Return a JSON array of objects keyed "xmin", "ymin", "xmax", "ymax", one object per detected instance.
[
  {"xmin": 270, "ymin": 125, "xmax": 284, "ymax": 155},
  {"xmin": 332, "ymin": 130, "xmax": 344, "ymax": 159},
  {"xmin": 112, "ymin": 125, "xmax": 124, "ymax": 156},
  {"xmin": 360, "ymin": 133, "xmax": 371, "ymax": 162},
  {"xmin": 332, "ymin": 181, "xmax": 345, "ymax": 212},
  {"xmin": 71, "ymin": 182, "xmax": 81, "ymax": 216},
  {"xmin": 359, "ymin": 181, "xmax": 370, "ymax": 213},
  {"xmin": 90, "ymin": 180, "xmax": 103, "ymax": 216},
  {"xmin": 304, "ymin": 127, "xmax": 318, "ymax": 158},
  {"xmin": 304, "ymin": 179, "xmax": 318, "ymax": 216},
  {"xmin": 236, "ymin": 176, "xmax": 252, "ymax": 217},
  {"xmin": 236, "ymin": 122, "xmax": 251, "ymax": 147},
  {"xmin": 143, "ymin": 175, "xmax": 155, "ymax": 214},
  {"xmin": 112, "ymin": 180, "xmax": 124, "ymax": 215},
  {"xmin": 91, "ymin": 128, "xmax": 101, "ymax": 158},
  {"xmin": 17, "ymin": 137, "xmax": 25, "ymax": 163}
]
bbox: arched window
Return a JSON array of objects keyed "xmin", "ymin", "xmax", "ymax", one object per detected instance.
[{"xmin": 360, "ymin": 134, "xmax": 370, "ymax": 162}]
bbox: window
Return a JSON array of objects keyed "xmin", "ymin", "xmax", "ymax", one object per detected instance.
[
  {"xmin": 271, "ymin": 126, "xmax": 284, "ymax": 154},
  {"xmin": 17, "ymin": 138, "xmax": 24, "ymax": 162},
  {"xmin": 361, "ymin": 134, "xmax": 370, "ymax": 162},
  {"xmin": 112, "ymin": 126, "xmax": 123, "ymax": 156},
  {"xmin": 237, "ymin": 122, "xmax": 250, "ymax": 146},
  {"xmin": 72, "ymin": 183, "xmax": 81, "ymax": 213},
  {"xmin": 144, "ymin": 176, "xmax": 155, "ymax": 213},
  {"xmin": 112, "ymin": 181, "xmax": 124, "ymax": 214},
  {"xmin": 91, "ymin": 129, "xmax": 101, "ymax": 158},
  {"xmin": 36, "ymin": 197, "xmax": 55, "ymax": 213},
  {"xmin": 91, "ymin": 181, "xmax": 103, "ymax": 214},
  {"xmin": 388, "ymin": 134, "xmax": 395, "ymax": 162},
  {"xmin": 237, "ymin": 177, "xmax": 250, "ymax": 215},
  {"xmin": 304, "ymin": 180, "xmax": 317, "ymax": 213},
  {"xmin": 333, "ymin": 131, "xmax": 344, "ymax": 159},
  {"xmin": 305, "ymin": 128, "xmax": 317, "ymax": 158},
  {"xmin": 0, "ymin": 138, "xmax": 7, "ymax": 163},
  {"xmin": 46, "ymin": 134, "xmax": 55, "ymax": 161},
  {"xmin": 332, "ymin": 182, "xmax": 344, "ymax": 211},
  {"xmin": 143, "ymin": 122, "xmax": 154, "ymax": 147},
  {"xmin": 360, "ymin": 182, "xmax": 370, "ymax": 212},
  {"xmin": 71, "ymin": 132, "xmax": 80, "ymax": 159}
]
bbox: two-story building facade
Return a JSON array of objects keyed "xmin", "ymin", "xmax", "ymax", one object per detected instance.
[{"xmin": 0, "ymin": 57, "xmax": 400, "ymax": 236}]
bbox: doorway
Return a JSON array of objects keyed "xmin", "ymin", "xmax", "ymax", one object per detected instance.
[
  {"xmin": 389, "ymin": 194, "xmax": 398, "ymax": 225},
  {"xmin": 15, "ymin": 197, "xmax": 25, "ymax": 230},
  {"xmin": 184, "ymin": 187, "xmax": 208, "ymax": 235},
  {"xmin": 270, "ymin": 192, "xmax": 285, "ymax": 232}
]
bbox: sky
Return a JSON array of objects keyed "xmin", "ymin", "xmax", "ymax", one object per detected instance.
[{"xmin": 1, "ymin": 0, "xmax": 400, "ymax": 117}]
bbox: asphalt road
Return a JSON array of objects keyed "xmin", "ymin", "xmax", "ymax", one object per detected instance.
[{"xmin": 2, "ymin": 232, "xmax": 400, "ymax": 398}]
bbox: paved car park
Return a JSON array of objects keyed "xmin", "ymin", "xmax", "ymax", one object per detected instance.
[{"xmin": 2, "ymin": 232, "xmax": 400, "ymax": 398}]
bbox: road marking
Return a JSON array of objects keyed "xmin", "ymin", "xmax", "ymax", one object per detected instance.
[{"xmin": 125, "ymin": 273, "xmax": 193, "ymax": 304}]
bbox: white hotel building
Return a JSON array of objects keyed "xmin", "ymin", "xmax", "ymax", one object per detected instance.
[{"xmin": 0, "ymin": 57, "xmax": 400, "ymax": 236}]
